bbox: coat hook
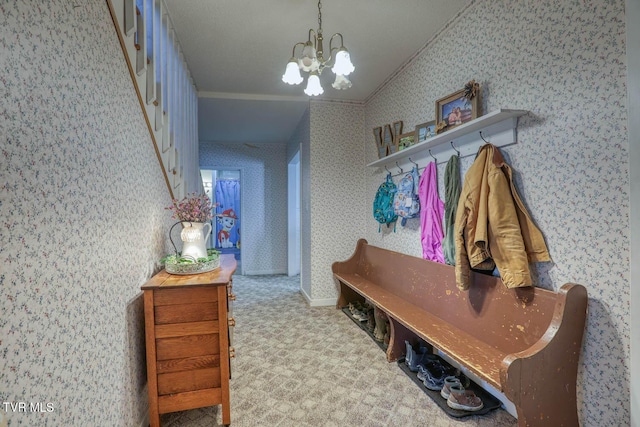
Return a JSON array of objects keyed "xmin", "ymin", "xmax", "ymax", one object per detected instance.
[
  {"xmin": 428, "ymin": 149, "xmax": 437, "ymax": 163},
  {"xmin": 479, "ymin": 131, "xmax": 490, "ymax": 144},
  {"xmin": 450, "ymin": 141, "xmax": 460, "ymax": 156},
  {"xmin": 408, "ymin": 157, "xmax": 418, "ymax": 167},
  {"xmin": 395, "ymin": 161, "xmax": 404, "ymax": 174}
]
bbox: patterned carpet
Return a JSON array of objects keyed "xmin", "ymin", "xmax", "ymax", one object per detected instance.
[{"xmin": 160, "ymin": 275, "xmax": 517, "ymax": 427}]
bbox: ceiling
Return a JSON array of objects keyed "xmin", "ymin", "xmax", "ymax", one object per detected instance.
[{"xmin": 164, "ymin": 0, "xmax": 471, "ymax": 144}]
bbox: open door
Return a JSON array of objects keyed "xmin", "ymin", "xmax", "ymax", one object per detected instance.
[{"xmin": 201, "ymin": 168, "xmax": 242, "ymax": 274}]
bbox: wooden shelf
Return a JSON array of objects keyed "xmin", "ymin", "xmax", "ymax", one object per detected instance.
[{"xmin": 367, "ymin": 109, "xmax": 528, "ymax": 169}]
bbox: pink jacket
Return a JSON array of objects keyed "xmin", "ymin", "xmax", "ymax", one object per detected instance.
[{"xmin": 419, "ymin": 162, "xmax": 445, "ymax": 263}]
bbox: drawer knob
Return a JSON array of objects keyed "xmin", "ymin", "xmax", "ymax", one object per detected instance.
[
  {"xmin": 228, "ymin": 317, "xmax": 236, "ymax": 327},
  {"xmin": 228, "ymin": 293, "xmax": 237, "ymax": 301},
  {"xmin": 229, "ymin": 347, "xmax": 236, "ymax": 358}
]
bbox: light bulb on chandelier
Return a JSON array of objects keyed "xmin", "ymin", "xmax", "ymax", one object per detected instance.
[
  {"xmin": 281, "ymin": 0, "xmax": 355, "ymax": 96},
  {"xmin": 304, "ymin": 71, "xmax": 324, "ymax": 96}
]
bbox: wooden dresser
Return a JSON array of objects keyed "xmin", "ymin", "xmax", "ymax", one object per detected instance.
[{"xmin": 141, "ymin": 254, "xmax": 237, "ymax": 427}]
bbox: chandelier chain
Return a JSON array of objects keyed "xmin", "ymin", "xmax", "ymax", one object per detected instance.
[{"xmin": 317, "ymin": 0, "xmax": 322, "ymax": 31}]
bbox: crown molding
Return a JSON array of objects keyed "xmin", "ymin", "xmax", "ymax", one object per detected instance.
[{"xmin": 198, "ymin": 91, "xmax": 309, "ymax": 102}]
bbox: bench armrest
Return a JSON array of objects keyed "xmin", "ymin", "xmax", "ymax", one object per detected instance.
[
  {"xmin": 331, "ymin": 238, "xmax": 367, "ymax": 275},
  {"xmin": 499, "ymin": 283, "xmax": 587, "ymax": 425},
  {"xmin": 332, "ymin": 239, "xmax": 368, "ymax": 308}
]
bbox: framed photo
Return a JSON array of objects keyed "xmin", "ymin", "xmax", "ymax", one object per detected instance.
[
  {"xmin": 435, "ymin": 89, "xmax": 479, "ymax": 132},
  {"xmin": 414, "ymin": 121, "xmax": 436, "ymax": 144},
  {"xmin": 397, "ymin": 132, "xmax": 415, "ymax": 151}
]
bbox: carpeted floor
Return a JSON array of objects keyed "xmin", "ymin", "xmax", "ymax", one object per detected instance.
[{"xmin": 160, "ymin": 275, "xmax": 517, "ymax": 427}]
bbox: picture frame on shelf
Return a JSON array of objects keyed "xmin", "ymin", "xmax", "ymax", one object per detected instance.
[
  {"xmin": 397, "ymin": 132, "xmax": 416, "ymax": 151},
  {"xmin": 435, "ymin": 88, "xmax": 479, "ymax": 133},
  {"xmin": 415, "ymin": 121, "xmax": 436, "ymax": 144}
]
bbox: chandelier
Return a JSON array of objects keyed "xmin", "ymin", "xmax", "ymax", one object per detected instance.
[{"xmin": 281, "ymin": 0, "xmax": 355, "ymax": 96}]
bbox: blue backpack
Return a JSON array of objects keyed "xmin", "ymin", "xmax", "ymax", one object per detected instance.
[
  {"xmin": 393, "ymin": 166, "xmax": 421, "ymax": 226},
  {"xmin": 373, "ymin": 173, "xmax": 397, "ymax": 231}
]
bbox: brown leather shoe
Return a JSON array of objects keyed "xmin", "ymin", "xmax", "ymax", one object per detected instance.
[{"xmin": 446, "ymin": 384, "xmax": 483, "ymax": 411}]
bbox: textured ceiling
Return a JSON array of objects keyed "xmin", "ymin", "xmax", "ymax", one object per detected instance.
[{"xmin": 164, "ymin": 0, "xmax": 471, "ymax": 143}]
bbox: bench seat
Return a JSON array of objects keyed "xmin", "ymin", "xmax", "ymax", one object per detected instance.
[{"xmin": 335, "ymin": 272, "xmax": 507, "ymax": 389}]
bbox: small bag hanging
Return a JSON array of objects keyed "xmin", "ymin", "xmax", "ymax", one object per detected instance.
[
  {"xmin": 393, "ymin": 166, "xmax": 421, "ymax": 226},
  {"xmin": 373, "ymin": 172, "xmax": 397, "ymax": 232}
]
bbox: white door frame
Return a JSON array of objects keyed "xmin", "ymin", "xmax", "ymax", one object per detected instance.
[{"xmin": 287, "ymin": 150, "xmax": 301, "ymax": 276}]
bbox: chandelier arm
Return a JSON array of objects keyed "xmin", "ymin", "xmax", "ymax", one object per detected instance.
[
  {"xmin": 325, "ymin": 33, "xmax": 345, "ymax": 65},
  {"xmin": 329, "ymin": 32, "xmax": 345, "ymax": 50},
  {"xmin": 291, "ymin": 41, "xmax": 306, "ymax": 58},
  {"xmin": 308, "ymin": 28, "xmax": 317, "ymax": 43}
]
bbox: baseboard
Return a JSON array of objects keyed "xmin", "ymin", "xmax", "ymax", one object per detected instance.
[
  {"xmin": 300, "ymin": 287, "xmax": 337, "ymax": 307},
  {"xmin": 243, "ymin": 269, "xmax": 287, "ymax": 276}
]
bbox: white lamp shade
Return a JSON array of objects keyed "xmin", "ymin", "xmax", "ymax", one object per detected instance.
[
  {"xmin": 332, "ymin": 73, "xmax": 352, "ymax": 90},
  {"xmin": 304, "ymin": 72, "xmax": 324, "ymax": 96},
  {"xmin": 282, "ymin": 59, "xmax": 303, "ymax": 85},
  {"xmin": 332, "ymin": 49, "xmax": 354, "ymax": 76}
]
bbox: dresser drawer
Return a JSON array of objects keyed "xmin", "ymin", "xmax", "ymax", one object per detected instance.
[
  {"xmin": 154, "ymin": 287, "xmax": 218, "ymax": 306},
  {"xmin": 156, "ymin": 333, "xmax": 220, "ymax": 360},
  {"xmin": 157, "ymin": 354, "xmax": 220, "ymax": 374},
  {"xmin": 157, "ymin": 367, "xmax": 221, "ymax": 395},
  {"xmin": 155, "ymin": 303, "xmax": 218, "ymax": 324}
]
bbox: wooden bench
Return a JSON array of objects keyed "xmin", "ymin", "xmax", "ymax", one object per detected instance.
[{"xmin": 332, "ymin": 239, "xmax": 587, "ymax": 427}]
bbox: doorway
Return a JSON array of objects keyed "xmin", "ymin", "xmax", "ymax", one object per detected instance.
[
  {"xmin": 201, "ymin": 168, "xmax": 242, "ymax": 273},
  {"xmin": 287, "ymin": 150, "xmax": 301, "ymax": 276}
]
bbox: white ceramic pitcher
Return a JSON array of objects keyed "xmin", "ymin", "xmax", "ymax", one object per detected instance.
[{"xmin": 180, "ymin": 222, "xmax": 212, "ymax": 260}]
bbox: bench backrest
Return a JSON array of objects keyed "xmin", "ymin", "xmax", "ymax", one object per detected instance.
[{"xmin": 354, "ymin": 241, "xmax": 557, "ymax": 354}]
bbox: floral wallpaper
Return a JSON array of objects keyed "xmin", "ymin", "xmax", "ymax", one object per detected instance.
[
  {"xmin": 199, "ymin": 142, "xmax": 288, "ymax": 275},
  {"xmin": 308, "ymin": 102, "xmax": 367, "ymax": 301},
  {"xmin": 363, "ymin": 0, "xmax": 629, "ymax": 426},
  {"xmin": 1, "ymin": 1, "xmax": 175, "ymax": 426}
]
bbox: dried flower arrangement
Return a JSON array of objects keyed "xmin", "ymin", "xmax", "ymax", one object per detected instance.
[{"xmin": 165, "ymin": 192, "xmax": 214, "ymax": 223}]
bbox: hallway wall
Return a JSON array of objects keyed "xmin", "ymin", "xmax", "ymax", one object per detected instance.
[
  {"xmin": 308, "ymin": 101, "xmax": 367, "ymax": 302},
  {"xmin": 0, "ymin": 1, "xmax": 175, "ymax": 425},
  {"xmin": 363, "ymin": 1, "xmax": 628, "ymax": 426}
]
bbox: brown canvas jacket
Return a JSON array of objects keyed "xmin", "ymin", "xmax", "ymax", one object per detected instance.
[{"xmin": 454, "ymin": 144, "xmax": 551, "ymax": 290}]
